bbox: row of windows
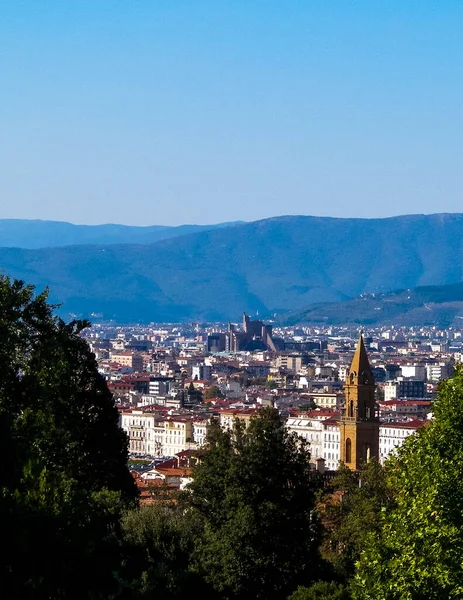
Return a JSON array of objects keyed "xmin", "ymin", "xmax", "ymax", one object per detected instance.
[
  {"xmin": 296, "ymin": 432, "xmax": 320, "ymax": 441},
  {"xmin": 127, "ymin": 419, "xmax": 154, "ymax": 427},
  {"xmin": 380, "ymin": 439, "xmax": 400, "ymax": 446},
  {"xmin": 325, "ymin": 453, "xmax": 339, "ymax": 460},
  {"xmin": 125, "ymin": 419, "xmax": 192, "ymax": 430},
  {"xmin": 380, "ymin": 430, "xmax": 412, "ymax": 437}
]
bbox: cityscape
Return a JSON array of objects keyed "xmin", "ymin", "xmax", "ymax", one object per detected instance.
[{"xmin": 84, "ymin": 314, "xmax": 453, "ymax": 481}]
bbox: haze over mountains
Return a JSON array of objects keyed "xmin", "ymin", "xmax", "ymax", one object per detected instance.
[
  {"xmin": 1, "ymin": 213, "xmax": 463, "ymax": 324},
  {"xmin": 0, "ymin": 219, "xmax": 243, "ymax": 248}
]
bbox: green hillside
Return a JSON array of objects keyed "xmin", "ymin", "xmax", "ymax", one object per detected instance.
[{"xmin": 282, "ymin": 283, "xmax": 463, "ymax": 327}]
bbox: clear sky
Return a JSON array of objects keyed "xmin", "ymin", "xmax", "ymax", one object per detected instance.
[{"xmin": 1, "ymin": 1, "xmax": 462, "ymax": 226}]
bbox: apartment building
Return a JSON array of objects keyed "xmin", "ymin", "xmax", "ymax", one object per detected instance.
[
  {"xmin": 110, "ymin": 351, "xmax": 144, "ymax": 372},
  {"xmin": 286, "ymin": 415, "xmax": 323, "ymax": 461},
  {"xmin": 218, "ymin": 408, "xmax": 258, "ymax": 431},
  {"xmin": 384, "ymin": 379, "xmax": 426, "ymax": 400},
  {"xmin": 286, "ymin": 411, "xmax": 340, "ymax": 469},
  {"xmin": 286, "ymin": 411, "xmax": 426, "ymax": 471},
  {"xmin": 323, "ymin": 417, "xmax": 341, "ymax": 471},
  {"xmin": 120, "ymin": 409, "xmax": 208, "ymax": 457},
  {"xmin": 379, "ymin": 420, "xmax": 427, "ymax": 464},
  {"xmin": 275, "ymin": 354, "xmax": 303, "ymax": 372},
  {"xmin": 426, "ymin": 363, "xmax": 453, "ymax": 382}
]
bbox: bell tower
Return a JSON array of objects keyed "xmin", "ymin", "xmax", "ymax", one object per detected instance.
[{"xmin": 340, "ymin": 334, "xmax": 379, "ymax": 470}]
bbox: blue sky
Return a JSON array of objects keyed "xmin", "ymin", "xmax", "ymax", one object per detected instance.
[{"xmin": 1, "ymin": 1, "xmax": 462, "ymax": 225}]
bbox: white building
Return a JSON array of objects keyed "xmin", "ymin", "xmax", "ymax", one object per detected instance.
[
  {"xmin": 192, "ymin": 419, "xmax": 209, "ymax": 447},
  {"xmin": 307, "ymin": 391, "xmax": 343, "ymax": 409},
  {"xmin": 192, "ymin": 364, "xmax": 212, "ymax": 381},
  {"xmin": 322, "ymin": 417, "xmax": 340, "ymax": 471},
  {"xmin": 400, "ymin": 365, "xmax": 426, "ymax": 380},
  {"xmin": 338, "ymin": 365, "xmax": 349, "ymax": 382},
  {"xmin": 119, "ymin": 410, "xmax": 160, "ymax": 456},
  {"xmin": 148, "ymin": 377, "xmax": 172, "ymax": 396},
  {"xmin": 120, "ymin": 410, "xmax": 210, "ymax": 457},
  {"xmin": 219, "ymin": 409, "xmax": 257, "ymax": 431},
  {"xmin": 286, "ymin": 410, "xmax": 341, "ymax": 469},
  {"xmin": 426, "ymin": 363, "xmax": 452, "ymax": 382},
  {"xmin": 287, "ymin": 411, "xmax": 426, "ymax": 471},
  {"xmin": 286, "ymin": 415, "xmax": 323, "ymax": 461},
  {"xmin": 379, "ymin": 419, "xmax": 426, "ymax": 464},
  {"xmin": 160, "ymin": 418, "xmax": 193, "ymax": 457}
]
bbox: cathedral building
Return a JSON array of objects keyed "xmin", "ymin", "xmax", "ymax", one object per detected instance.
[{"xmin": 225, "ymin": 313, "xmax": 278, "ymax": 352}]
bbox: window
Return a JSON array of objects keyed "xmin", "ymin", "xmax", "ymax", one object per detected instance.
[{"xmin": 345, "ymin": 438, "xmax": 352, "ymax": 464}]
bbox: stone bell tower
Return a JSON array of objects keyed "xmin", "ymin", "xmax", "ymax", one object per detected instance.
[{"xmin": 340, "ymin": 334, "xmax": 379, "ymax": 470}]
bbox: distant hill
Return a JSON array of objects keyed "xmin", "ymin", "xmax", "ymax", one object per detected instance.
[
  {"xmin": 2, "ymin": 213, "xmax": 463, "ymax": 322},
  {"xmin": 281, "ymin": 282, "xmax": 463, "ymax": 327},
  {"xmin": 0, "ymin": 219, "xmax": 243, "ymax": 248}
]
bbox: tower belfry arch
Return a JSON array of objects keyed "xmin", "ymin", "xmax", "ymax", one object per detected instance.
[{"xmin": 340, "ymin": 334, "xmax": 379, "ymax": 470}]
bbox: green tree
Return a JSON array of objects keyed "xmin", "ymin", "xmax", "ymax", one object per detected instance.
[
  {"xmin": 289, "ymin": 581, "xmax": 351, "ymax": 600},
  {"xmin": 184, "ymin": 407, "xmax": 322, "ymax": 600},
  {"xmin": 0, "ymin": 277, "xmax": 137, "ymax": 599},
  {"xmin": 316, "ymin": 459, "xmax": 392, "ymax": 581},
  {"xmin": 203, "ymin": 385, "xmax": 224, "ymax": 399},
  {"xmin": 298, "ymin": 401, "xmax": 317, "ymax": 412},
  {"xmin": 117, "ymin": 503, "xmax": 213, "ymax": 600},
  {"xmin": 187, "ymin": 381, "xmax": 203, "ymax": 403},
  {"xmin": 353, "ymin": 365, "xmax": 463, "ymax": 599},
  {"xmin": 265, "ymin": 379, "xmax": 278, "ymax": 390}
]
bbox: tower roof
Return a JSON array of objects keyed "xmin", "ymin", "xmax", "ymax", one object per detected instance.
[{"xmin": 348, "ymin": 334, "xmax": 374, "ymax": 384}]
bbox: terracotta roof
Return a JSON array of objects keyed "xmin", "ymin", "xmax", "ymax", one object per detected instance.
[
  {"xmin": 379, "ymin": 399, "xmax": 431, "ymax": 406},
  {"xmin": 380, "ymin": 418, "xmax": 428, "ymax": 429},
  {"xmin": 156, "ymin": 467, "xmax": 192, "ymax": 477}
]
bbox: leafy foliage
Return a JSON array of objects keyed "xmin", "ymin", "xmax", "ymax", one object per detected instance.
[
  {"xmin": 353, "ymin": 365, "xmax": 463, "ymax": 599},
  {"xmin": 203, "ymin": 385, "xmax": 224, "ymax": 399},
  {"xmin": 288, "ymin": 581, "xmax": 351, "ymax": 600},
  {"xmin": 184, "ymin": 407, "xmax": 322, "ymax": 600},
  {"xmin": 0, "ymin": 276, "xmax": 137, "ymax": 598},
  {"xmin": 317, "ymin": 459, "xmax": 392, "ymax": 580},
  {"xmin": 117, "ymin": 504, "xmax": 211, "ymax": 600}
]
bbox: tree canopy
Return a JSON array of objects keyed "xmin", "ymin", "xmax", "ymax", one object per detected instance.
[
  {"xmin": 317, "ymin": 458, "xmax": 392, "ymax": 581},
  {"xmin": 0, "ymin": 277, "xmax": 137, "ymax": 598},
  {"xmin": 184, "ymin": 407, "xmax": 322, "ymax": 600},
  {"xmin": 117, "ymin": 503, "xmax": 210, "ymax": 600},
  {"xmin": 353, "ymin": 365, "xmax": 463, "ymax": 599},
  {"xmin": 203, "ymin": 384, "xmax": 224, "ymax": 399}
]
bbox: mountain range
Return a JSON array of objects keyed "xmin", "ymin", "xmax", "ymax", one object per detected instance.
[
  {"xmin": 1, "ymin": 213, "xmax": 463, "ymax": 323},
  {"xmin": 0, "ymin": 219, "xmax": 243, "ymax": 248}
]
